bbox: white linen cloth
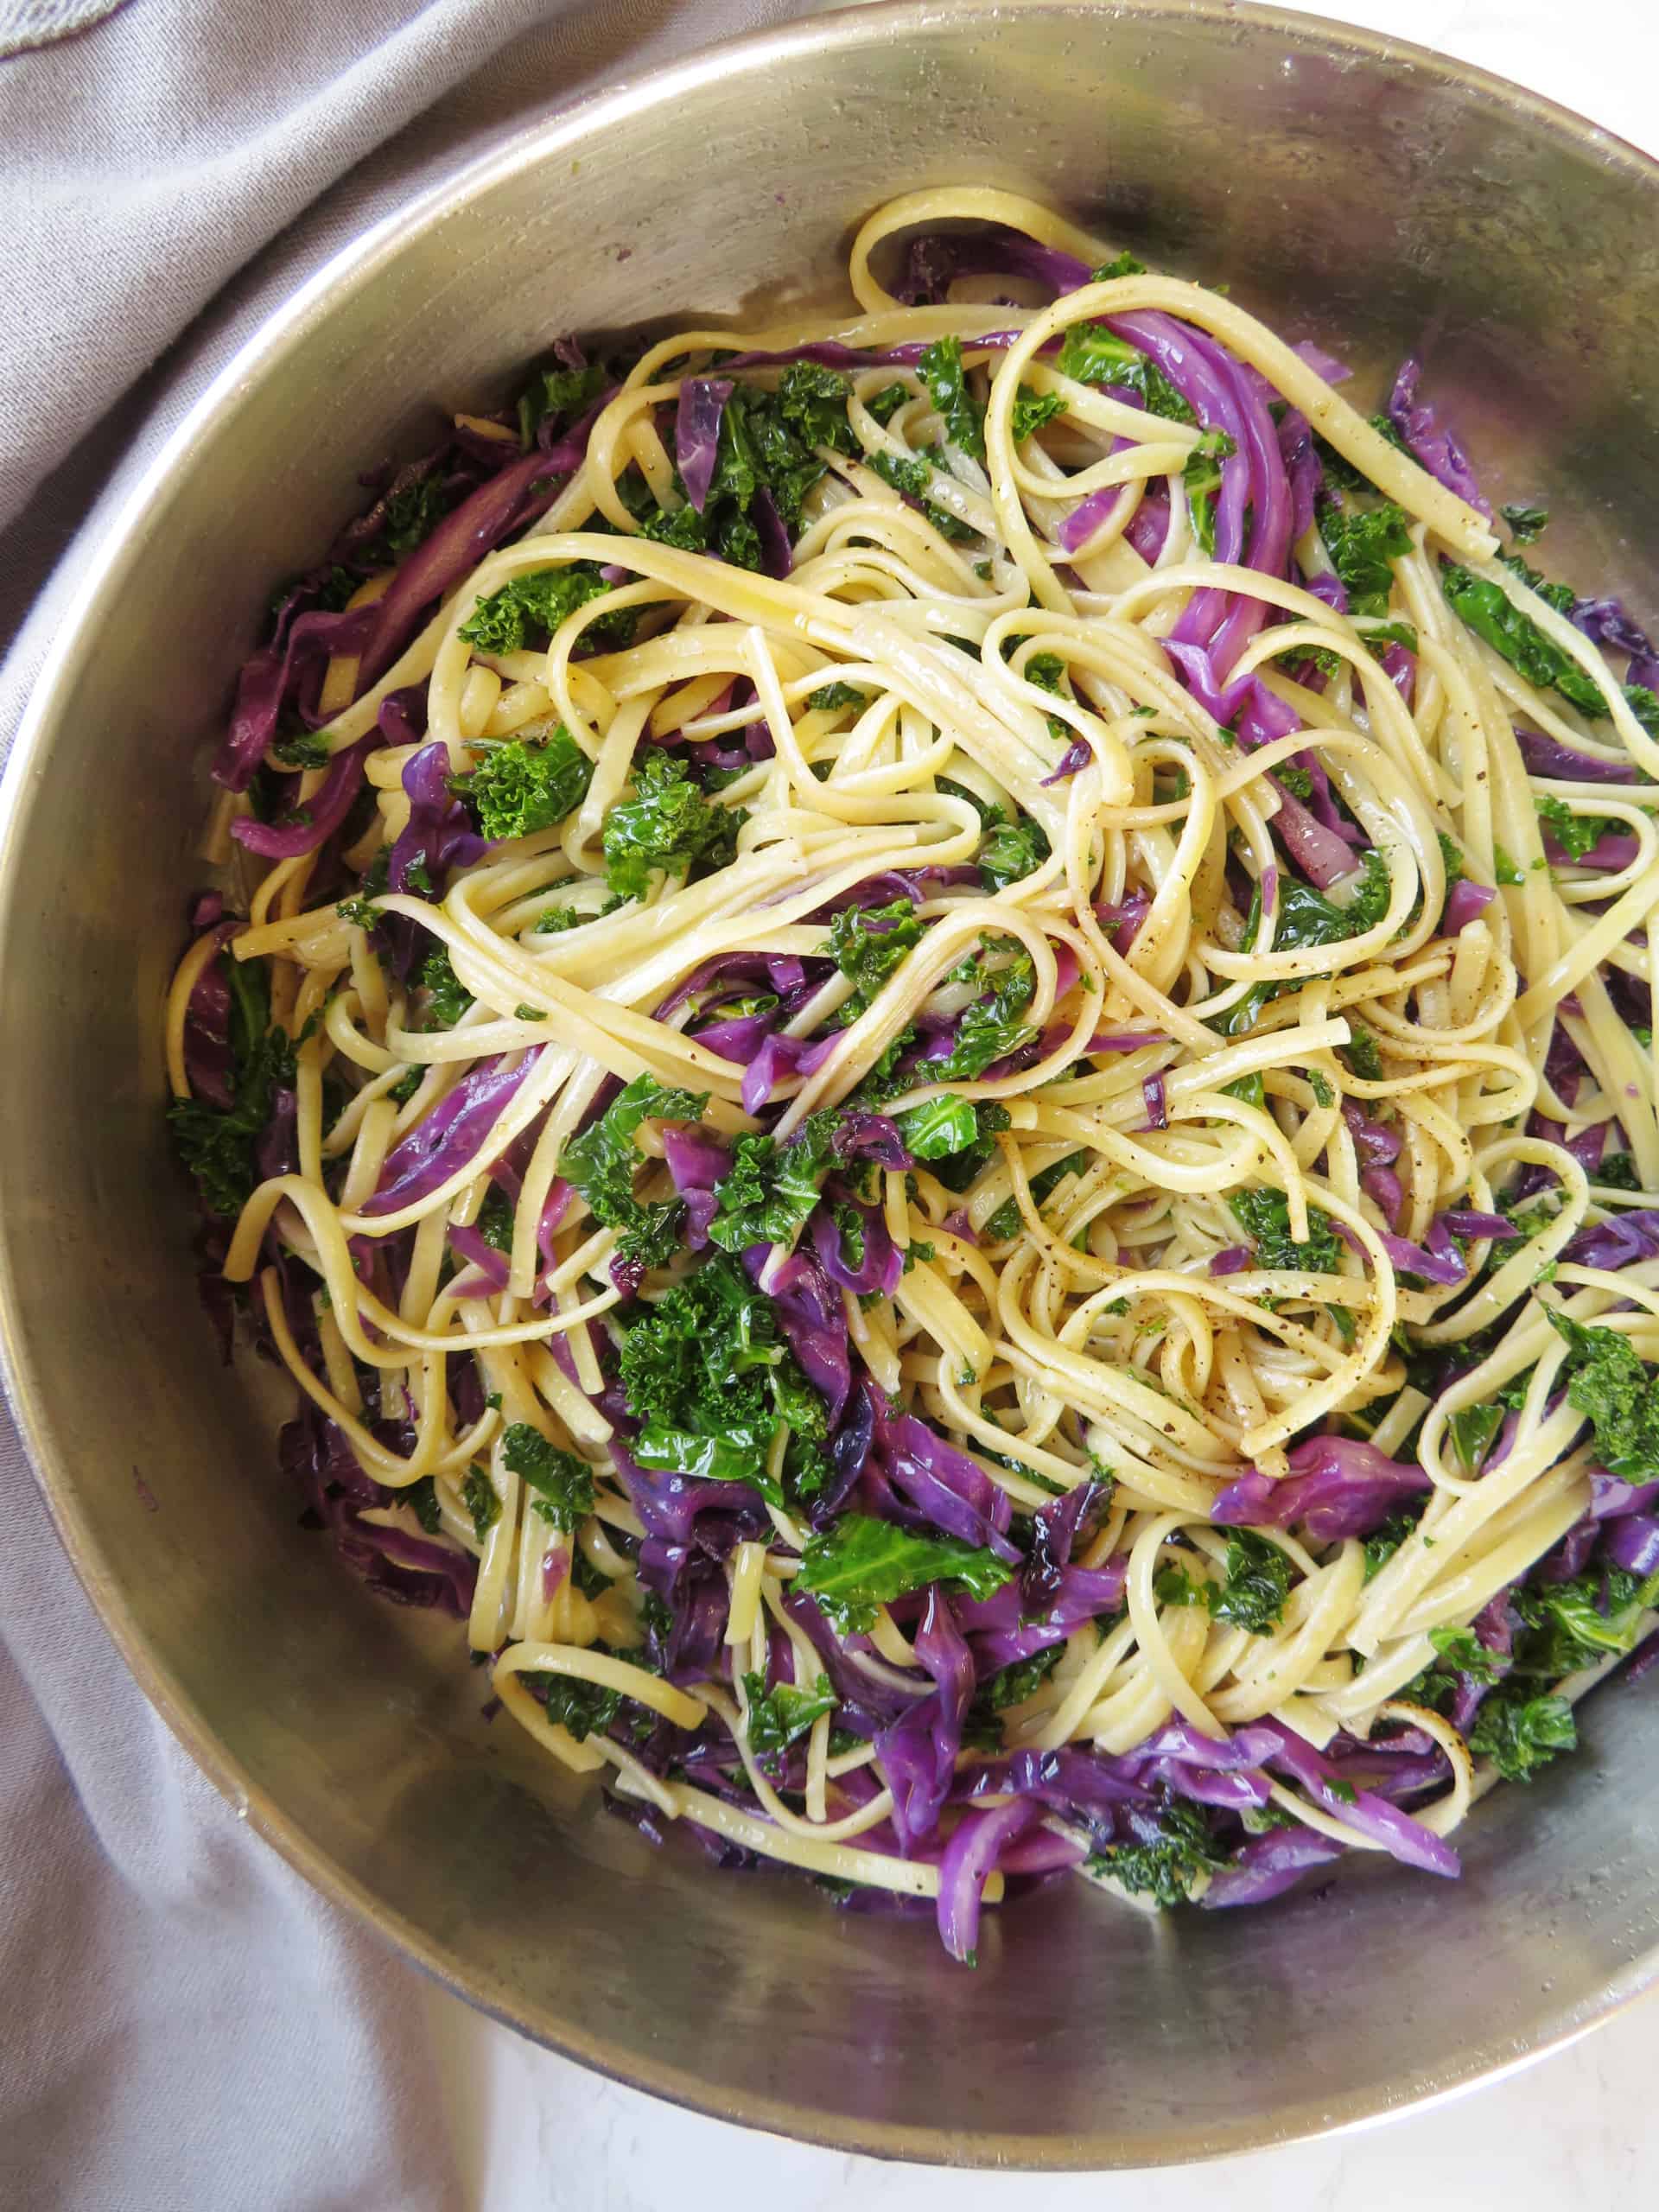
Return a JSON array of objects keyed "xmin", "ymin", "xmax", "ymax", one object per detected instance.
[{"xmin": 0, "ymin": 4, "xmax": 816, "ymax": 2204}]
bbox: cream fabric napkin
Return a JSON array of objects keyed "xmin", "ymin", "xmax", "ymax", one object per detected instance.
[{"xmin": 0, "ymin": 3, "xmax": 817, "ymax": 2202}]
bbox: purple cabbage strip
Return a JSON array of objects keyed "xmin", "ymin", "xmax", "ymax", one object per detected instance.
[
  {"xmin": 1292, "ymin": 339, "xmax": 1351, "ymax": 385},
  {"xmin": 353, "ymin": 431, "xmax": 599, "ymax": 692},
  {"xmin": 740, "ymin": 1031, "xmax": 837, "ymax": 1116},
  {"xmin": 1539, "ymin": 1517, "xmax": 1599, "ymax": 1585},
  {"xmin": 997, "ymin": 1828, "xmax": 1089, "ymax": 1877},
  {"xmin": 1516, "ymin": 727, "xmax": 1640, "ymax": 785},
  {"xmin": 752, "ymin": 486, "xmax": 793, "ymax": 580},
  {"xmin": 1342, "ymin": 1099, "xmax": 1402, "ymax": 1167},
  {"xmin": 1213, "ymin": 1434, "xmax": 1430, "ymax": 1543},
  {"xmin": 1440, "ymin": 1208, "xmax": 1512, "ymax": 1241},
  {"xmin": 1041, "ymin": 738, "xmax": 1093, "ymax": 785},
  {"xmin": 1386, "ymin": 358, "xmax": 1491, "ymax": 521},
  {"xmin": 752, "ymin": 1244, "xmax": 852, "ymax": 1425},
  {"xmin": 693, "ymin": 1008, "xmax": 785, "ymax": 1065},
  {"xmin": 660, "ymin": 1122, "xmax": 731, "ymax": 1197},
  {"xmin": 1201, "ymin": 1827, "xmax": 1346, "ymax": 1908},
  {"xmin": 1143, "ymin": 1762, "xmax": 1269, "ymax": 1813},
  {"xmin": 1094, "ymin": 890, "xmax": 1151, "ymax": 950},
  {"xmin": 1381, "ymin": 643, "xmax": 1417, "ymax": 705},
  {"xmin": 817, "ymin": 1385, "xmax": 877, "ymax": 1528},
  {"xmin": 656, "ymin": 949, "xmax": 798, "ymax": 1019},
  {"xmin": 1539, "ymin": 808, "xmax": 1639, "ymax": 872},
  {"xmin": 1120, "ymin": 483, "xmax": 1171, "ymax": 565},
  {"xmin": 1605, "ymin": 1515, "xmax": 1659, "ymax": 1578},
  {"xmin": 831, "ymin": 1112, "xmax": 912, "ymax": 1172},
  {"xmin": 663, "ymin": 1560, "xmax": 731, "ymax": 1687},
  {"xmin": 969, "ymin": 1745, "xmax": 1152, "ymax": 1827},
  {"xmin": 255, "ymin": 1084, "xmax": 298, "ymax": 1182},
  {"xmin": 1088, "ymin": 1028, "xmax": 1163, "ymax": 1052},
  {"xmin": 1058, "ymin": 484, "xmax": 1120, "ymax": 558},
  {"xmin": 1303, "ymin": 569, "xmax": 1349, "ymax": 616},
  {"xmin": 1363, "ymin": 1165, "xmax": 1404, "ymax": 1229},
  {"xmin": 1572, "ymin": 595, "xmax": 1655, "ymax": 659},
  {"xmin": 390, "ymin": 734, "xmax": 489, "ymax": 902},
  {"xmin": 677, "ymin": 378, "xmax": 732, "ymax": 512},
  {"xmin": 1544, "ymin": 1018, "xmax": 1587, "ymax": 1109},
  {"xmin": 215, "ymin": 604, "xmax": 377, "ymax": 791},
  {"xmin": 359, "ymin": 1053, "xmax": 534, "ymax": 1217},
  {"xmin": 230, "ymin": 738, "xmax": 376, "ymax": 860},
  {"xmin": 1110, "ymin": 314, "xmax": 1283, "ymax": 671},
  {"xmin": 1565, "ymin": 1122, "xmax": 1608, "ymax": 1175},
  {"xmin": 1164, "ymin": 642, "xmax": 1365, "ymax": 880},
  {"xmin": 1270, "ymin": 784, "xmax": 1366, "ymax": 891},
  {"xmin": 935, "ymin": 1798, "xmax": 1041, "ymax": 1963},
  {"xmin": 875, "ymin": 1588, "xmax": 976, "ymax": 1849},
  {"xmin": 1592, "ymin": 1472, "xmax": 1659, "ymax": 1521},
  {"xmin": 181, "ymin": 925, "xmax": 238, "ymax": 1109},
  {"xmin": 1444, "ymin": 879, "xmax": 1497, "ymax": 935},
  {"xmin": 1021, "ymin": 1479, "xmax": 1103, "ymax": 1609},
  {"xmin": 447, "ymin": 1224, "xmax": 509, "ymax": 1290},
  {"xmin": 1141, "ymin": 1072, "xmax": 1168, "ymax": 1130},
  {"xmin": 784, "ymin": 1591, "xmax": 922, "ymax": 1735},
  {"xmin": 1278, "ymin": 407, "xmax": 1322, "ymax": 543},
  {"xmin": 279, "ymin": 1407, "xmax": 474, "ymax": 1616},
  {"xmin": 1442, "ymin": 1592, "xmax": 1518, "ymax": 1735},
  {"xmin": 617, "ymin": 1445, "xmax": 769, "ymax": 1556},
  {"xmin": 811, "ymin": 1199, "xmax": 903, "ymax": 1297},
  {"xmin": 876, "ymin": 1408, "xmax": 1020, "ymax": 1562},
  {"xmin": 1257, "ymin": 1717, "xmax": 1459, "ymax": 1878},
  {"xmin": 1137, "ymin": 1717, "xmax": 1282, "ymax": 1771},
  {"xmin": 1384, "ymin": 1216, "xmax": 1467, "ymax": 1287},
  {"xmin": 899, "ymin": 224, "xmax": 1089, "ymax": 304},
  {"xmin": 957, "ymin": 1557, "xmax": 1128, "ymax": 1675}
]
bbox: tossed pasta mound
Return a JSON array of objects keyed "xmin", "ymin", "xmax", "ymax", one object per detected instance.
[{"xmin": 166, "ymin": 189, "xmax": 1659, "ymax": 1957}]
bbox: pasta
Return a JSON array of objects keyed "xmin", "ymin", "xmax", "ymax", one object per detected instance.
[{"xmin": 165, "ymin": 189, "xmax": 1659, "ymax": 1958}]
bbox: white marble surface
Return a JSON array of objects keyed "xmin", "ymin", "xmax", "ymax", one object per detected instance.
[{"xmin": 421, "ymin": 1, "xmax": 1659, "ymax": 2198}]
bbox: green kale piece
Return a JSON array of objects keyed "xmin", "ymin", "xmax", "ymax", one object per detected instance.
[
  {"xmin": 557, "ymin": 1073, "xmax": 709, "ymax": 1272},
  {"xmin": 742, "ymin": 1672, "xmax": 837, "ymax": 1756},
  {"xmin": 166, "ymin": 955, "xmax": 296, "ymax": 1218},
  {"xmin": 796, "ymin": 1512, "xmax": 1014, "ymax": 1633},
  {"xmin": 1546, "ymin": 1308, "xmax": 1659, "ymax": 1485},
  {"xmin": 1184, "ymin": 430, "xmax": 1236, "ymax": 558},
  {"xmin": 1441, "ymin": 563, "xmax": 1605, "ymax": 717},
  {"xmin": 706, "ymin": 1112, "xmax": 838, "ymax": 1258},
  {"xmin": 1468, "ymin": 1693, "xmax": 1576, "ymax": 1782},
  {"xmin": 461, "ymin": 1464, "xmax": 500, "ymax": 1543},
  {"xmin": 517, "ymin": 359, "xmax": 607, "ymax": 447},
  {"xmin": 460, "ymin": 563, "xmax": 634, "ymax": 655},
  {"xmin": 917, "ymin": 335, "xmax": 986, "ymax": 462},
  {"xmin": 1054, "ymin": 323, "xmax": 1195, "ymax": 423},
  {"xmin": 1320, "ymin": 502, "xmax": 1412, "ymax": 618},
  {"xmin": 1208, "ymin": 1530, "xmax": 1293, "ymax": 1635},
  {"xmin": 458, "ymin": 730, "xmax": 594, "ymax": 840},
  {"xmin": 1229, "ymin": 1186, "xmax": 1344, "ymax": 1275},
  {"xmin": 1087, "ymin": 1797, "xmax": 1224, "ymax": 1907},
  {"xmin": 502, "ymin": 1424, "xmax": 594, "ymax": 1531},
  {"xmin": 418, "ymin": 945, "xmax": 474, "ymax": 1030},
  {"xmin": 1011, "ymin": 387, "xmax": 1068, "ymax": 442},
  {"xmin": 829, "ymin": 897, "xmax": 926, "ymax": 1007},
  {"xmin": 603, "ymin": 747, "xmax": 745, "ymax": 899}
]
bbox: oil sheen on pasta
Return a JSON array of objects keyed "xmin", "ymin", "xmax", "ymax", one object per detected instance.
[{"xmin": 165, "ymin": 188, "xmax": 1659, "ymax": 1960}]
